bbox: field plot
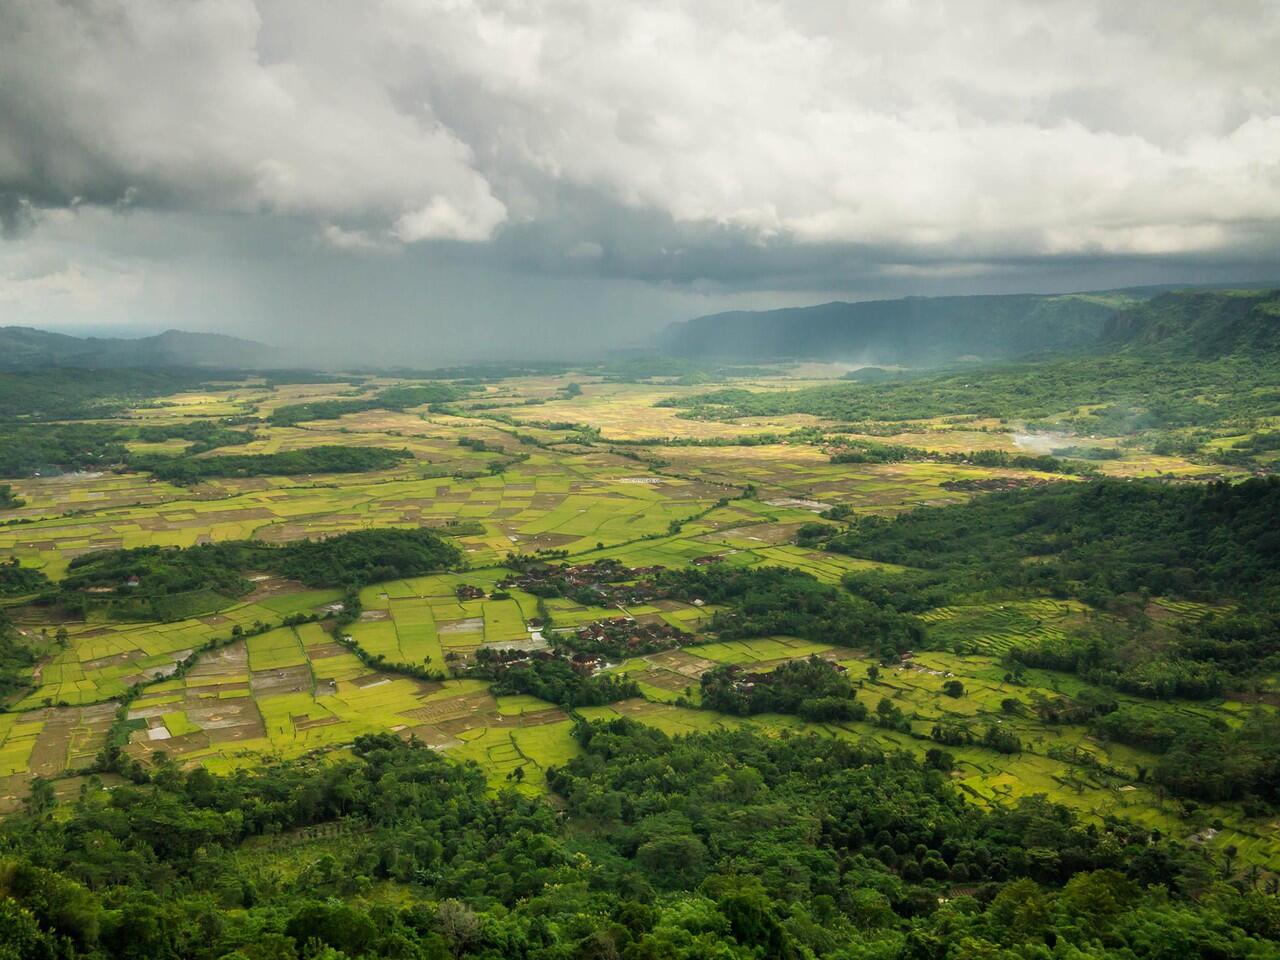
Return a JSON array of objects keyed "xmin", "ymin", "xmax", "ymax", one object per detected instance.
[
  {"xmin": 246, "ymin": 627, "xmax": 308, "ymax": 671},
  {"xmin": 457, "ymin": 379, "xmax": 827, "ymax": 442},
  {"xmin": 12, "ymin": 591, "xmax": 340, "ymax": 708},
  {"xmin": 918, "ymin": 599, "xmax": 1089, "ymax": 654},
  {"xmin": 0, "ymin": 448, "xmax": 724, "ymax": 573},
  {"xmin": 2, "ymin": 368, "xmax": 1276, "ymax": 876},
  {"xmin": 447, "ymin": 717, "xmax": 582, "ymax": 794},
  {"xmin": 0, "ymin": 703, "xmax": 114, "ymax": 811},
  {"xmin": 111, "ymin": 620, "xmax": 581, "ymax": 792}
]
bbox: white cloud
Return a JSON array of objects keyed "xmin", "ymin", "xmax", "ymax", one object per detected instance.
[
  {"xmin": 393, "ymin": 193, "xmax": 508, "ymax": 243},
  {"xmin": 0, "ymin": 0, "xmax": 508, "ymax": 242},
  {"xmin": 1, "ymin": 0, "xmax": 1278, "ymax": 266},
  {"xmin": 319, "ymin": 224, "xmax": 397, "ymax": 254}
]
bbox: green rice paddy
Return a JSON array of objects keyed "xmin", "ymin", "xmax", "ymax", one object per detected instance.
[{"xmin": 1, "ymin": 370, "xmax": 1274, "ymax": 867}]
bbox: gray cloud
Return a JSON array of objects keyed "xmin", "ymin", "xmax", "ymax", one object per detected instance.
[{"xmin": 1, "ymin": 0, "xmax": 1278, "ymax": 358}]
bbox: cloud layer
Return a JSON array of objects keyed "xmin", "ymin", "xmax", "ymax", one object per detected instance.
[{"xmin": 1, "ymin": 0, "xmax": 1278, "ymax": 354}]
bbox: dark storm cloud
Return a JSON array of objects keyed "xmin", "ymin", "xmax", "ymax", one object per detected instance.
[{"xmin": 1, "ymin": 0, "xmax": 1278, "ymax": 357}]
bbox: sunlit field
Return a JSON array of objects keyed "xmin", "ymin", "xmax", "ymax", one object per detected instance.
[{"xmin": 0, "ymin": 365, "xmax": 1274, "ymax": 877}]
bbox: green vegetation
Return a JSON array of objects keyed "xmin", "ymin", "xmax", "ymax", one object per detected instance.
[
  {"xmin": 666, "ymin": 353, "xmax": 1280, "ymax": 439},
  {"xmin": 46, "ymin": 529, "xmax": 462, "ymax": 619},
  {"xmin": 835, "ymin": 478, "xmax": 1280, "ymax": 691},
  {"xmin": 268, "ymin": 398, "xmax": 378, "ymax": 425},
  {"xmin": 0, "ymin": 367, "xmax": 218, "ymax": 420},
  {"xmin": 271, "ymin": 527, "xmax": 463, "ymax": 588},
  {"xmin": 830, "ymin": 441, "xmax": 1095, "ymax": 475},
  {"xmin": 0, "ymin": 611, "xmax": 36, "ymax": 700},
  {"xmin": 486, "ymin": 655, "xmax": 641, "ymax": 707},
  {"xmin": 3, "ymin": 727, "xmax": 1275, "ymax": 959},
  {"xmin": 1, "ymin": 311, "xmax": 1279, "ymax": 958},
  {"xmin": 832, "ymin": 479, "xmax": 1279, "ymax": 607},
  {"xmin": 0, "ymin": 420, "xmax": 255, "ymax": 478},
  {"xmin": 661, "ymin": 565, "xmax": 923, "ymax": 657},
  {"xmin": 700, "ymin": 655, "xmax": 866, "ymax": 719},
  {"xmin": 267, "ymin": 385, "xmax": 463, "ymax": 425},
  {"xmin": 0, "ymin": 559, "xmax": 47, "ymax": 597},
  {"xmin": 133, "ymin": 444, "xmax": 412, "ymax": 483}
]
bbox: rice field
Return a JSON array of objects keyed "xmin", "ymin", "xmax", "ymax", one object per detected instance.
[{"xmin": 0, "ymin": 370, "xmax": 1273, "ymax": 866}]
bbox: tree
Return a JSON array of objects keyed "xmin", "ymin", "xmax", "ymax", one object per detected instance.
[{"xmin": 23, "ymin": 777, "xmax": 56, "ymax": 816}]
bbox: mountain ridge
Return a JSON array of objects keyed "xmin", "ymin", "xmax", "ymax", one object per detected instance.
[
  {"xmin": 662, "ymin": 285, "xmax": 1280, "ymax": 365},
  {"xmin": 0, "ymin": 326, "xmax": 284, "ymax": 370}
]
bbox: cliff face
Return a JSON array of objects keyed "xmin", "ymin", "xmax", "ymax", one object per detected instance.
[
  {"xmin": 663, "ymin": 288, "xmax": 1280, "ymax": 365},
  {"xmin": 1102, "ymin": 290, "xmax": 1280, "ymax": 358},
  {"xmin": 662, "ymin": 292, "xmax": 1128, "ymax": 364}
]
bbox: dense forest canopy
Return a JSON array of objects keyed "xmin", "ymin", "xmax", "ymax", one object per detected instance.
[
  {"xmin": 1, "ymin": 726, "xmax": 1276, "ymax": 959},
  {"xmin": 0, "ymin": 368, "xmax": 227, "ymax": 422},
  {"xmin": 828, "ymin": 477, "xmax": 1280, "ymax": 710},
  {"xmin": 133, "ymin": 445, "xmax": 413, "ymax": 484},
  {"xmin": 829, "ymin": 478, "xmax": 1280, "ymax": 604},
  {"xmin": 659, "ymin": 565, "xmax": 924, "ymax": 658},
  {"xmin": 0, "ymin": 421, "xmax": 262, "ymax": 479}
]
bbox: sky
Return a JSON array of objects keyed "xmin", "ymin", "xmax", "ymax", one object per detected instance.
[{"xmin": 1, "ymin": 0, "xmax": 1278, "ymax": 363}]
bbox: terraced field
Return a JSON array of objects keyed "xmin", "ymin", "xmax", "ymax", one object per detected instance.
[{"xmin": 917, "ymin": 599, "xmax": 1088, "ymax": 654}]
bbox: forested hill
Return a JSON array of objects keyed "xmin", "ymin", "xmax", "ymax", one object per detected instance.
[
  {"xmin": 662, "ymin": 287, "xmax": 1280, "ymax": 364},
  {"xmin": 662, "ymin": 292, "xmax": 1132, "ymax": 363},
  {"xmin": 0, "ymin": 327, "xmax": 283, "ymax": 370},
  {"xmin": 1104, "ymin": 289, "xmax": 1280, "ymax": 358}
]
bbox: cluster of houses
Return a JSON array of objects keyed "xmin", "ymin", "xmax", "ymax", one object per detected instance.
[
  {"xmin": 455, "ymin": 583, "xmax": 487, "ymax": 600},
  {"xmin": 571, "ymin": 616, "xmax": 691, "ymax": 656},
  {"xmin": 474, "ymin": 645, "xmax": 608, "ymax": 676},
  {"xmin": 498, "ymin": 559, "xmax": 670, "ymax": 606}
]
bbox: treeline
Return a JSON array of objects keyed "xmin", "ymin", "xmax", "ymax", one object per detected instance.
[
  {"xmin": 1214, "ymin": 430, "xmax": 1280, "ymax": 466},
  {"xmin": 133, "ymin": 444, "xmax": 412, "ymax": 483},
  {"xmin": 0, "ymin": 558, "xmax": 47, "ymax": 597},
  {"xmin": 0, "ymin": 367, "xmax": 221, "ymax": 421},
  {"xmin": 39, "ymin": 528, "xmax": 463, "ymax": 620},
  {"xmin": 829, "ymin": 440, "xmax": 1097, "ymax": 475},
  {"xmin": 485, "ymin": 656, "xmax": 641, "ymax": 707},
  {"xmin": 831, "ymin": 478, "xmax": 1280, "ymax": 606},
  {"xmin": 699, "ymin": 655, "xmax": 867, "ymax": 720},
  {"xmin": 0, "ymin": 420, "xmax": 256, "ymax": 478},
  {"xmin": 659, "ymin": 565, "xmax": 924, "ymax": 658},
  {"xmin": 0, "ymin": 483, "xmax": 24, "ymax": 508},
  {"xmin": 0, "ymin": 609, "xmax": 36, "ymax": 700},
  {"xmin": 2, "ymin": 725, "xmax": 1275, "ymax": 959},
  {"xmin": 1088, "ymin": 704, "xmax": 1280, "ymax": 804},
  {"xmin": 268, "ymin": 383, "xmax": 464, "ymax": 425},
  {"xmin": 1007, "ymin": 630, "xmax": 1228, "ymax": 700},
  {"xmin": 269, "ymin": 527, "xmax": 463, "ymax": 588}
]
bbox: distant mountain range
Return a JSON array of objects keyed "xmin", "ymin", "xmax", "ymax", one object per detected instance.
[
  {"xmin": 4, "ymin": 286, "xmax": 1276, "ymax": 373},
  {"xmin": 663, "ymin": 286, "xmax": 1280, "ymax": 365},
  {"xmin": 0, "ymin": 327, "xmax": 283, "ymax": 371}
]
